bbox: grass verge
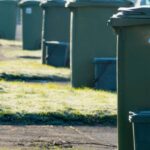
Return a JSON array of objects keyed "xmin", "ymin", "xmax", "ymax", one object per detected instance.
[{"xmin": 0, "ymin": 40, "xmax": 117, "ymax": 126}]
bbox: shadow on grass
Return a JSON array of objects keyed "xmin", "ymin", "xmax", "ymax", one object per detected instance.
[
  {"xmin": 0, "ymin": 111, "xmax": 117, "ymax": 126},
  {"xmin": 17, "ymin": 56, "xmax": 41, "ymax": 60},
  {"xmin": 0, "ymin": 73, "xmax": 70, "ymax": 83}
]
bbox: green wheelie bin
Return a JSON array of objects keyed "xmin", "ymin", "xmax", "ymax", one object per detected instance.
[
  {"xmin": 109, "ymin": 6, "xmax": 150, "ymax": 150},
  {"xmin": 129, "ymin": 111, "xmax": 150, "ymax": 150},
  {"xmin": 40, "ymin": 0, "xmax": 70, "ymax": 64},
  {"xmin": 66, "ymin": 0, "xmax": 132, "ymax": 88},
  {"xmin": 0, "ymin": 0, "xmax": 18, "ymax": 40},
  {"xmin": 19, "ymin": 0, "xmax": 42, "ymax": 50}
]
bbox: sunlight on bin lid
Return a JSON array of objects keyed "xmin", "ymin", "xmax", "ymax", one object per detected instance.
[
  {"xmin": 19, "ymin": 0, "xmax": 42, "ymax": 6},
  {"xmin": 129, "ymin": 111, "xmax": 150, "ymax": 123},
  {"xmin": 108, "ymin": 6, "xmax": 150, "ymax": 27},
  {"xmin": 40, "ymin": 0, "xmax": 67, "ymax": 7},
  {"xmin": 66, "ymin": 0, "xmax": 133, "ymax": 8}
]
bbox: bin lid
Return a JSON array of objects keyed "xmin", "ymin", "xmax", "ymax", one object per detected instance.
[
  {"xmin": 40, "ymin": 0, "xmax": 66, "ymax": 8},
  {"xmin": 94, "ymin": 57, "xmax": 116, "ymax": 64},
  {"xmin": 129, "ymin": 111, "xmax": 150, "ymax": 123},
  {"xmin": 109, "ymin": 6, "xmax": 150, "ymax": 27},
  {"xmin": 66, "ymin": 0, "xmax": 133, "ymax": 8},
  {"xmin": 19, "ymin": 0, "xmax": 41, "ymax": 7}
]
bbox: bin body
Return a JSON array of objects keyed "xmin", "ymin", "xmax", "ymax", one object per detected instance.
[
  {"xmin": 94, "ymin": 57, "xmax": 116, "ymax": 91},
  {"xmin": 41, "ymin": 0, "xmax": 70, "ymax": 64},
  {"xmin": 109, "ymin": 6, "xmax": 150, "ymax": 150},
  {"xmin": 45, "ymin": 41, "xmax": 69, "ymax": 67},
  {"xmin": 129, "ymin": 111, "xmax": 150, "ymax": 150},
  {"xmin": 0, "ymin": 0, "xmax": 18, "ymax": 40},
  {"xmin": 66, "ymin": 0, "xmax": 132, "ymax": 88},
  {"xmin": 19, "ymin": 0, "xmax": 42, "ymax": 50}
]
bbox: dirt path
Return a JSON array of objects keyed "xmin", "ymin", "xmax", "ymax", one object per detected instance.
[{"xmin": 0, "ymin": 125, "xmax": 117, "ymax": 150}]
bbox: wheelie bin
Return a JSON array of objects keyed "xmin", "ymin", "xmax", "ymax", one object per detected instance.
[
  {"xmin": 109, "ymin": 6, "xmax": 150, "ymax": 150},
  {"xmin": 66, "ymin": 0, "xmax": 133, "ymax": 88},
  {"xmin": 19, "ymin": 0, "xmax": 43, "ymax": 50},
  {"xmin": 0, "ymin": 0, "xmax": 18, "ymax": 40},
  {"xmin": 40, "ymin": 0, "xmax": 70, "ymax": 64}
]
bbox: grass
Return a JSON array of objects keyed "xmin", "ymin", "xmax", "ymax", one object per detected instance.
[{"xmin": 0, "ymin": 40, "xmax": 117, "ymax": 125}]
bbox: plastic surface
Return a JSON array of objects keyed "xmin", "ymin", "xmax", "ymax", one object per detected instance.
[
  {"xmin": 45, "ymin": 41, "xmax": 69, "ymax": 67},
  {"xmin": 41, "ymin": 0, "xmax": 70, "ymax": 64},
  {"xmin": 129, "ymin": 111, "xmax": 150, "ymax": 150},
  {"xmin": 19, "ymin": 0, "xmax": 42, "ymax": 50},
  {"xmin": 0, "ymin": 0, "xmax": 18, "ymax": 40},
  {"xmin": 41, "ymin": 0, "xmax": 66, "ymax": 7},
  {"xmin": 94, "ymin": 57, "xmax": 116, "ymax": 91},
  {"xmin": 129, "ymin": 111, "xmax": 150, "ymax": 123},
  {"xmin": 66, "ymin": 0, "xmax": 133, "ymax": 7},
  {"xmin": 109, "ymin": 6, "xmax": 150, "ymax": 27},
  {"xmin": 67, "ymin": 0, "xmax": 132, "ymax": 88},
  {"xmin": 19, "ymin": 0, "xmax": 41, "ymax": 6},
  {"xmin": 109, "ymin": 6, "xmax": 150, "ymax": 150}
]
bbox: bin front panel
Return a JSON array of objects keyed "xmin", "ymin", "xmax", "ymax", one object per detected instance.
[
  {"xmin": 94, "ymin": 58, "xmax": 116, "ymax": 91},
  {"xmin": 133, "ymin": 123, "xmax": 150, "ymax": 150},
  {"xmin": 45, "ymin": 41, "xmax": 69, "ymax": 67},
  {"xmin": 22, "ymin": 5, "xmax": 42, "ymax": 50},
  {"xmin": 71, "ymin": 6, "xmax": 117, "ymax": 87},
  {"xmin": 44, "ymin": 7, "xmax": 70, "ymax": 41},
  {"xmin": 118, "ymin": 25, "xmax": 150, "ymax": 150}
]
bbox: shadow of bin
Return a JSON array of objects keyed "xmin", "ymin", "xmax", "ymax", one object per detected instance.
[
  {"xmin": 45, "ymin": 41, "xmax": 69, "ymax": 67},
  {"xmin": 129, "ymin": 111, "xmax": 150, "ymax": 150},
  {"xmin": 94, "ymin": 57, "xmax": 116, "ymax": 91}
]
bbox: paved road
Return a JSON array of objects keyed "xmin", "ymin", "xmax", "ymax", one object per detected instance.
[{"xmin": 0, "ymin": 125, "xmax": 117, "ymax": 150}]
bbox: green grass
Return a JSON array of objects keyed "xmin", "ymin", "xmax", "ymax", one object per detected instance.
[{"xmin": 0, "ymin": 40, "xmax": 117, "ymax": 125}]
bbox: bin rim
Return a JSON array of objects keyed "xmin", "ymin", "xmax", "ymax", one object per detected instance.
[
  {"xmin": 129, "ymin": 111, "xmax": 150, "ymax": 123},
  {"xmin": 108, "ymin": 6, "xmax": 150, "ymax": 27},
  {"xmin": 65, "ymin": 0, "xmax": 133, "ymax": 8},
  {"xmin": 40, "ymin": 0, "xmax": 66, "ymax": 8},
  {"xmin": 94, "ymin": 57, "xmax": 117, "ymax": 64},
  {"xmin": 19, "ymin": 0, "xmax": 41, "ymax": 7}
]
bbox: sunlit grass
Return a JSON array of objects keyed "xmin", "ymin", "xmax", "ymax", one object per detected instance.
[
  {"xmin": 0, "ymin": 40, "xmax": 117, "ymax": 125},
  {"xmin": 0, "ymin": 80, "xmax": 116, "ymax": 115},
  {"xmin": 0, "ymin": 39, "xmax": 22, "ymax": 46}
]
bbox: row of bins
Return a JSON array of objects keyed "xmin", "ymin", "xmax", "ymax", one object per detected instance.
[{"xmin": 1, "ymin": 0, "xmax": 132, "ymax": 91}]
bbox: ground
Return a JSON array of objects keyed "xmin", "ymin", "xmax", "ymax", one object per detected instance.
[
  {"xmin": 0, "ymin": 125, "xmax": 117, "ymax": 150},
  {"xmin": 0, "ymin": 25, "xmax": 117, "ymax": 150}
]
